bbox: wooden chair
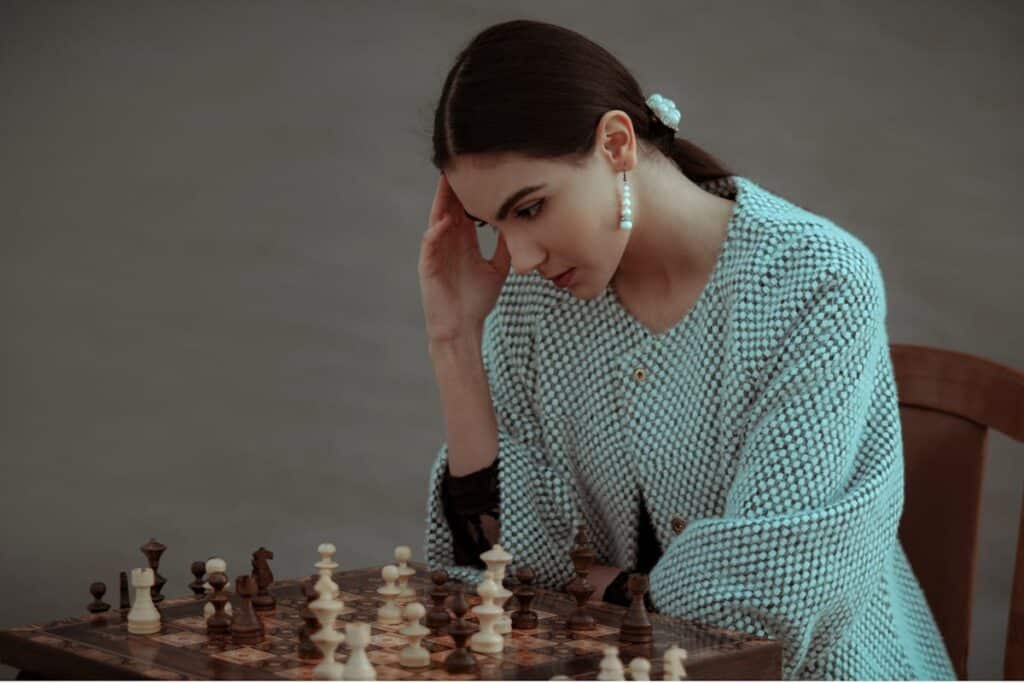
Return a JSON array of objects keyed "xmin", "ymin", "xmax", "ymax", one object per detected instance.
[{"xmin": 891, "ymin": 343, "xmax": 1024, "ymax": 680}]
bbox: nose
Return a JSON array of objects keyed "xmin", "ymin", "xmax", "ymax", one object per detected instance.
[{"xmin": 505, "ymin": 233, "xmax": 546, "ymax": 276}]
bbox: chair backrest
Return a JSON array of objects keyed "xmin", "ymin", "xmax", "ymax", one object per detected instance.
[{"xmin": 890, "ymin": 344, "xmax": 1024, "ymax": 680}]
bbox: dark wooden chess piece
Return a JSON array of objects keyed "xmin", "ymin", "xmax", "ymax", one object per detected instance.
[
  {"xmin": 426, "ymin": 569, "xmax": 451, "ymax": 634},
  {"xmin": 619, "ymin": 574, "xmax": 654, "ymax": 644},
  {"xmin": 250, "ymin": 546, "xmax": 276, "ymax": 612},
  {"xmin": 444, "ymin": 585, "xmax": 478, "ymax": 675},
  {"xmin": 140, "ymin": 538, "xmax": 167, "ymax": 603},
  {"xmin": 118, "ymin": 571, "xmax": 130, "ymax": 613},
  {"xmin": 205, "ymin": 571, "xmax": 232, "ymax": 640},
  {"xmin": 87, "ymin": 582, "xmax": 110, "ymax": 613},
  {"xmin": 189, "ymin": 561, "xmax": 206, "ymax": 597},
  {"xmin": 502, "ymin": 571, "xmax": 519, "ymax": 612},
  {"xmin": 566, "ymin": 525, "xmax": 597, "ymax": 631},
  {"xmin": 230, "ymin": 575, "xmax": 265, "ymax": 645},
  {"xmin": 510, "ymin": 565, "xmax": 538, "ymax": 629},
  {"xmin": 297, "ymin": 579, "xmax": 322, "ymax": 661}
]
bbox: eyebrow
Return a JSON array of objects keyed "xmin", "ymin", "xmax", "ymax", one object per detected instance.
[{"xmin": 463, "ymin": 183, "xmax": 547, "ymax": 224}]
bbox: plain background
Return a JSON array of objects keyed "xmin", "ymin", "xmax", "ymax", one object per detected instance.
[{"xmin": 1, "ymin": 0, "xmax": 1021, "ymax": 678}]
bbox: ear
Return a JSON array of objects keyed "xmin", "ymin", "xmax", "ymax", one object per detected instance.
[{"xmin": 596, "ymin": 109, "xmax": 637, "ymax": 173}]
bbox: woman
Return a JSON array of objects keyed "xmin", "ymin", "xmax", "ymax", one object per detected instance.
[{"xmin": 417, "ymin": 18, "xmax": 956, "ymax": 680}]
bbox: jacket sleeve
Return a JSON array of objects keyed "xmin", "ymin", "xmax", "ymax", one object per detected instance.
[
  {"xmin": 647, "ymin": 255, "xmax": 905, "ymax": 679},
  {"xmin": 424, "ymin": 292, "xmax": 581, "ymax": 589}
]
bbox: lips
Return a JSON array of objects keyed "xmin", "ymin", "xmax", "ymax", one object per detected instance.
[{"xmin": 552, "ymin": 268, "xmax": 575, "ymax": 288}]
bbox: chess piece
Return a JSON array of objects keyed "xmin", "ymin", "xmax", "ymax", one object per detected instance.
[
  {"xmin": 480, "ymin": 544, "xmax": 514, "ymax": 634},
  {"xmin": 298, "ymin": 579, "xmax": 324, "ymax": 660},
  {"xmin": 376, "ymin": 564, "xmax": 403, "ymax": 625},
  {"xmin": 251, "ymin": 546, "xmax": 276, "ymax": 612},
  {"xmin": 620, "ymin": 574, "xmax": 653, "ymax": 644},
  {"xmin": 663, "ymin": 645, "xmax": 688, "ymax": 680},
  {"xmin": 230, "ymin": 574, "xmax": 265, "ymax": 645},
  {"xmin": 203, "ymin": 558, "xmax": 234, "ymax": 618},
  {"xmin": 566, "ymin": 525, "xmax": 597, "ymax": 631},
  {"xmin": 309, "ymin": 566, "xmax": 346, "ymax": 680},
  {"xmin": 189, "ymin": 561, "xmax": 207, "ymax": 597},
  {"xmin": 140, "ymin": 538, "xmax": 167, "ymax": 603},
  {"xmin": 425, "ymin": 569, "xmax": 451, "ymax": 634},
  {"xmin": 393, "ymin": 546, "xmax": 416, "ymax": 603},
  {"xmin": 398, "ymin": 602, "xmax": 430, "ymax": 668},
  {"xmin": 127, "ymin": 568, "xmax": 161, "ymax": 634},
  {"xmin": 205, "ymin": 571, "xmax": 232, "ymax": 639},
  {"xmin": 342, "ymin": 621, "xmax": 376, "ymax": 680},
  {"xmin": 119, "ymin": 571, "xmax": 130, "ymax": 613},
  {"xmin": 629, "ymin": 656, "xmax": 651, "ymax": 681},
  {"xmin": 444, "ymin": 585, "xmax": 478, "ymax": 674},
  {"xmin": 316, "ymin": 543, "xmax": 341, "ymax": 600},
  {"xmin": 87, "ymin": 582, "xmax": 110, "ymax": 613},
  {"xmin": 468, "ymin": 571, "xmax": 504, "ymax": 654},
  {"xmin": 598, "ymin": 645, "xmax": 626, "ymax": 680},
  {"xmin": 511, "ymin": 565, "xmax": 538, "ymax": 629}
]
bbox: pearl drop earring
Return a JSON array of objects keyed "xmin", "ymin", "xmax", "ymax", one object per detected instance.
[{"xmin": 619, "ymin": 169, "xmax": 633, "ymax": 230}]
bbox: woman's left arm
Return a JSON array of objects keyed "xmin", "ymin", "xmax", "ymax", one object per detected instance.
[{"xmin": 648, "ymin": 256, "xmax": 899, "ymax": 679}]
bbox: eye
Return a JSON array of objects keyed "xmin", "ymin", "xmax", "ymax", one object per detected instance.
[{"xmin": 474, "ymin": 199, "xmax": 545, "ymax": 233}]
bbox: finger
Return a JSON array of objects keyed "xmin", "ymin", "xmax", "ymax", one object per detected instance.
[{"xmin": 428, "ymin": 174, "xmax": 447, "ymax": 226}]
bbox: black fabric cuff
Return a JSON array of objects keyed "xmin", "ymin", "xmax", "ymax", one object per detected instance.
[{"xmin": 442, "ymin": 457, "xmax": 499, "ymax": 515}]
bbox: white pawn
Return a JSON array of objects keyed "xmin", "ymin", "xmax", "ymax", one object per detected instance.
[
  {"xmin": 342, "ymin": 622, "xmax": 376, "ymax": 680},
  {"xmin": 316, "ymin": 542, "xmax": 341, "ymax": 600},
  {"xmin": 127, "ymin": 568, "xmax": 161, "ymax": 635},
  {"xmin": 480, "ymin": 544, "xmax": 514, "ymax": 634},
  {"xmin": 598, "ymin": 645, "xmax": 626, "ymax": 680},
  {"xmin": 398, "ymin": 602, "xmax": 430, "ymax": 668},
  {"xmin": 629, "ymin": 656, "xmax": 651, "ymax": 680},
  {"xmin": 376, "ymin": 564, "xmax": 403, "ymax": 624},
  {"xmin": 468, "ymin": 571, "xmax": 504, "ymax": 654},
  {"xmin": 309, "ymin": 570, "xmax": 346, "ymax": 680},
  {"xmin": 203, "ymin": 558, "xmax": 233, "ymax": 618},
  {"xmin": 663, "ymin": 645, "xmax": 688, "ymax": 680},
  {"xmin": 393, "ymin": 545, "xmax": 416, "ymax": 603}
]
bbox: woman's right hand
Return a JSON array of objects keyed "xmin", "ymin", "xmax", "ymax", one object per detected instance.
[{"xmin": 419, "ymin": 172, "xmax": 512, "ymax": 344}]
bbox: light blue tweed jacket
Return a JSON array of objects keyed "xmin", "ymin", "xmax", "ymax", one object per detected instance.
[{"xmin": 423, "ymin": 174, "xmax": 957, "ymax": 680}]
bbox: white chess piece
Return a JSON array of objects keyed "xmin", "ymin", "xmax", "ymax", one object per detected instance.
[
  {"xmin": 316, "ymin": 542, "xmax": 341, "ymax": 600},
  {"xmin": 629, "ymin": 656, "xmax": 651, "ymax": 680},
  {"xmin": 480, "ymin": 544, "xmax": 514, "ymax": 634},
  {"xmin": 376, "ymin": 564, "xmax": 403, "ymax": 625},
  {"xmin": 393, "ymin": 545, "xmax": 416, "ymax": 603},
  {"xmin": 309, "ymin": 565, "xmax": 346, "ymax": 681},
  {"xmin": 127, "ymin": 568, "xmax": 161, "ymax": 635},
  {"xmin": 203, "ymin": 558, "xmax": 233, "ymax": 618},
  {"xmin": 342, "ymin": 622, "xmax": 376, "ymax": 680},
  {"xmin": 469, "ymin": 571, "xmax": 504, "ymax": 654},
  {"xmin": 398, "ymin": 602, "xmax": 430, "ymax": 668},
  {"xmin": 663, "ymin": 645, "xmax": 688, "ymax": 680},
  {"xmin": 598, "ymin": 645, "xmax": 626, "ymax": 680}
]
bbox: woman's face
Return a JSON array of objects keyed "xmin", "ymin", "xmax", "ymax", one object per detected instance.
[{"xmin": 444, "ymin": 148, "xmax": 632, "ymax": 299}]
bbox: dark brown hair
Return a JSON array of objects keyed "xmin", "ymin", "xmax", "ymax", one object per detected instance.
[{"xmin": 431, "ymin": 19, "xmax": 734, "ymax": 183}]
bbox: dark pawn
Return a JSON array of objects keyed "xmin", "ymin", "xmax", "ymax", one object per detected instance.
[
  {"xmin": 511, "ymin": 566, "xmax": 538, "ymax": 630},
  {"xmin": 425, "ymin": 569, "xmax": 451, "ymax": 635},
  {"xmin": 566, "ymin": 525, "xmax": 597, "ymax": 631},
  {"xmin": 205, "ymin": 571, "xmax": 232, "ymax": 640},
  {"xmin": 502, "ymin": 571, "xmax": 519, "ymax": 612},
  {"xmin": 140, "ymin": 538, "xmax": 167, "ymax": 603},
  {"xmin": 189, "ymin": 561, "xmax": 207, "ymax": 597},
  {"xmin": 87, "ymin": 582, "xmax": 110, "ymax": 613},
  {"xmin": 118, "ymin": 571, "xmax": 130, "ymax": 613},
  {"xmin": 297, "ymin": 579, "xmax": 322, "ymax": 660},
  {"xmin": 619, "ymin": 574, "xmax": 654, "ymax": 644},
  {"xmin": 444, "ymin": 585, "xmax": 478, "ymax": 675},
  {"xmin": 250, "ymin": 547, "xmax": 276, "ymax": 612},
  {"xmin": 230, "ymin": 575, "xmax": 264, "ymax": 645}
]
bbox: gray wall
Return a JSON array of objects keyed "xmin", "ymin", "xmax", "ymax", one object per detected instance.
[{"xmin": 1, "ymin": 0, "xmax": 1021, "ymax": 678}]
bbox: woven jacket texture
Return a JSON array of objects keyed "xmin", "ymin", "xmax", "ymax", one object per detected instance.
[{"xmin": 423, "ymin": 174, "xmax": 956, "ymax": 680}]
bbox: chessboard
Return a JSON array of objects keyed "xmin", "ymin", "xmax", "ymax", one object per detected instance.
[{"xmin": 0, "ymin": 562, "xmax": 781, "ymax": 680}]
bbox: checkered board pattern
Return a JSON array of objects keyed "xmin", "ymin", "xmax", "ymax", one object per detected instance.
[{"xmin": 0, "ymin": 563, "xmax": 781, "ymax": 679}]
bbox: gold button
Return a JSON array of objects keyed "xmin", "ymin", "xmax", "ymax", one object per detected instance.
[
  {"xmin": 671, "ymin": 516, "xmax": 687, "ymax": 534},
  {"xmin": 632, "ymin": 367, "xmax": 647, "ymax": 382}
]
